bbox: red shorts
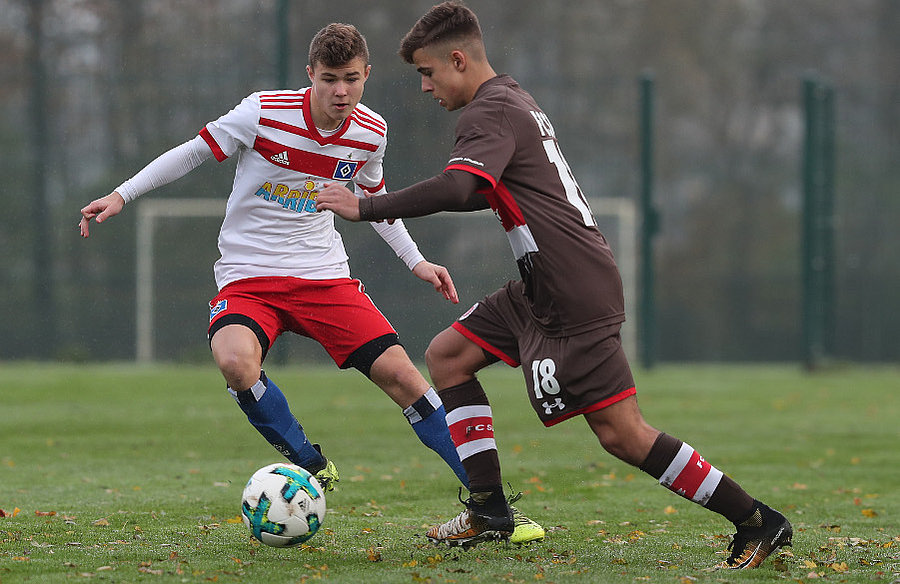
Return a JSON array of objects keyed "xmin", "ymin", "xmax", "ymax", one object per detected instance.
[{"xmin": 207, "ymin": 276, "xmax": 397, "ymax": 368}]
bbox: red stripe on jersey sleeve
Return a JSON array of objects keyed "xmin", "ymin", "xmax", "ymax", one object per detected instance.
[
  {"xmin": 445, "ymin": 163, "xmax": 497, "ymax": 188},
  {"xmin": 261, "ymin": 92, "xmax": 305, "ymax": 98},
  {"xmin": 359, "ymin": 178, "xmax": 385, "ymax": 194},
  {"xmin": 351, "ymin": 113, "xmax": 386, "ymax": 137},
  {"xmin": 199, "ymin": 127, "xmax": 228, "ymax": 162},
  {"xmin": 352, "ymin": 109, "xmax": 387, "ymax": 132}
]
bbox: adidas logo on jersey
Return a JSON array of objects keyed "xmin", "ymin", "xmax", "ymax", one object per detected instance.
[{"xmin": 271, "ymin": 150, "xmax": 290, "ymax": 166}]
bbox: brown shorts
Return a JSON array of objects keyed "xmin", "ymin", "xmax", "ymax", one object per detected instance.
[{"xmin": 452, "ymin": 281, "xmax": 636, "ymax": 427}]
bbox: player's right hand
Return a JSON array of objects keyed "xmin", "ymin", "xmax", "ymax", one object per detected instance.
[{"xmin": 79, "ymin": 191, "xmax": 125, "ymax": 238}]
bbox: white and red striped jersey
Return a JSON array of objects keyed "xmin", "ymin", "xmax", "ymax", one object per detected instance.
[{"xmin": 200, "ymin": 88, "xmax": 390, "ymax": 289}]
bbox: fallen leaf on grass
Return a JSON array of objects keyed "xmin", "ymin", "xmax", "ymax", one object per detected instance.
[
  {"xmin": 861, "ymin": 508, "xmax": 877, "ymax": 518},
  {"xmin": 0, "ymin": 507, "xmax": 21, "ymax": 517},
  {"xmin": 830, "ymin": 561, "xmax": 849, "ymax": 573},
  {"xmin": 35, "ymin": 510, "xmax": 57, "ymax": 516}
]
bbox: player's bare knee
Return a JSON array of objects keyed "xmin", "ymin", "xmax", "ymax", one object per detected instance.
[
  {"xmin": 425, "ymin": 346, "xmax": 458, "ymax": 388},
  {"xmin": 370, "ymin": 345, "xmax": 424, "ymax": 382},
  {"xmin": 425, "ymin": 330, "xmax": 478, "ymax": 386},
  {"xmin": 213, "ymin": 349, "xmax": 259, "ymax": 391},
  {"xmin": 374, "ymin": 358, "xmax": 419, "ymax": 389},
  {"xmin": 424, "ymin": 342, "xmax": 445, "ymax": 377}
]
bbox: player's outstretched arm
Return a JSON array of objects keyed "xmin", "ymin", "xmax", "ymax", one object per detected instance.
[
  {"xmin": 412, "ymin": 260, "xmax": 459, "ymax": 304},
  {"xmin": 79, "ymin": 191, "xmax": 125, "ymax": 238},
  {"xmin": 79, "ymin": 136, "xmax": 214, "ymax": 238}
]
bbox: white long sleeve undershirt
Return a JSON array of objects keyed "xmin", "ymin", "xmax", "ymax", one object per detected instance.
[
  {"xmin": 116, "ymin": 134, "xmax": 424, "ymax": 271},
  {"xmin": 116, "ymin": 135, "xmax": 212, "ymax": 204},
  {"xmin": 368, "ymin": 218, "xmax": 425, "ymax": 271}
]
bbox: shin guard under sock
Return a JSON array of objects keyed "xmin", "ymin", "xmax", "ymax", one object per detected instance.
[
  {"xmin": 403, "ymin": 388, "xmax": 470, "ymax": 487},
  {"xmin": 229, "ymin": 371, "xmax": 326, "ymax": 472},
  {"xmin": 441, "ymin": 378, "xmax": 502, "ymax": 491},
  {"xmin": 640, "ymin": 432, "xmax": 754, "ymax": 523}
]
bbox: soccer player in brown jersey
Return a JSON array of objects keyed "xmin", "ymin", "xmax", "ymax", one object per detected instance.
[{"xmin": 317, "ymin": 1, "xmax": 791, "ymax": 568}]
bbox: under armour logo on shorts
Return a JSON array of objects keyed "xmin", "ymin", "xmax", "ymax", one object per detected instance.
[{"xmin": 542, "ymin": 398, "xmax": 565, "ymax": 415}]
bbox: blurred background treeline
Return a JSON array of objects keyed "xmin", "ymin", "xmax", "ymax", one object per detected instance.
[{"xmin": 1, "ymin": 0, "xmax": 897, "ymax": 364}]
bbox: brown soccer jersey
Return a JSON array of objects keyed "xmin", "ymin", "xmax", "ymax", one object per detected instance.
[{"xmin": 446, "ymin": 75, "xmax": 625, "ymax": 336}]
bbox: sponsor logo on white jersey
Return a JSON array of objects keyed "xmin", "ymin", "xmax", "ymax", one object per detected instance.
[{"xmin": 271, "ymin": 151, "xmax": 290, "ymax": 166}]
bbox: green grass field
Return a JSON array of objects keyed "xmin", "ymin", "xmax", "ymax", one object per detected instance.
[{"xmin": 1, "ymin": 363, "xmax": 897, "ymax": 583}]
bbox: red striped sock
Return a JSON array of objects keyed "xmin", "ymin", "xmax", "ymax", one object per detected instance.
[
  {"xmin": 440, "ymin": 379, "xmax": 502, "ymax": 491},
  {"xmin": 640, "ymin": 432, "xmax": 754, "ymax": 522},
  {"xmin": 658, "ymin": 441, "xmax": 724, "ymax": 505}
]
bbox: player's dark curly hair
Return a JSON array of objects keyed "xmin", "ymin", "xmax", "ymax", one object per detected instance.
[
  {"xmin": 398, "ymin": 1, "xmax": 483, "ymax": 64},
  {"xmin": 309, "ymin": 23, "xmax": 369, "ymax": 69}
]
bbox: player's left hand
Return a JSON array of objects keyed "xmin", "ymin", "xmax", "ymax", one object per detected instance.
[
  {"xmin": 412, "ymin": 261, "xmax": 459, "ymax": 304},
  {"xmin": 316, "ymin": 183, "xmax": 361, "ymax": 221}
]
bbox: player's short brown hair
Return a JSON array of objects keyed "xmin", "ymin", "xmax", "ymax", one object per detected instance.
[
  {"xmin": 398, "ymin": 1, "xmax": 483, "ymax": 64},
  {"xmin": 309, "ymin": 23, "xmax": 369, "ymax": 69}
]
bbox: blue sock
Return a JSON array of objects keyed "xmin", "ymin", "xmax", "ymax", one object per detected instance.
[
  {"xmin": 403, "ymin": 388, "xmax": 469, "ymax": 488},
  {"xmin": 229, "ymin": 371, "xmax": 326, "ymax": 472}
]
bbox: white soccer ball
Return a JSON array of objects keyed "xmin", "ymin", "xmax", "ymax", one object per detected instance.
[{"xmin": 241, "ymin": 463, "xmax": 326, "ymax": 547}]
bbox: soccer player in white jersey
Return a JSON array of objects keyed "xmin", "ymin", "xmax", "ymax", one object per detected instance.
[{"xmin": 78, "ymin": 23, "xmax": 542, "ymax": 541}]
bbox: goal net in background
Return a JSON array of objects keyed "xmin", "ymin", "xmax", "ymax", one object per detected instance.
[{"xmin": 135, "ymin": 197, "xmax": 638, "ymax": 364}]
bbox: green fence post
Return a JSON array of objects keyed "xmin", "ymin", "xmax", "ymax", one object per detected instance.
[
  {"xmin": 639, "ymin": 72, "xmax": 659, "ymax": 369},
  {"xmin": 277, "ymin": 0, "xmax": 290, "ymax": 89},
  {"xmin": 821, "ymin": 84, "xmax": 836, "ymax": 357},
  {"xmin": 802, "ymin": 76, "xmax": 836, "ymax": 370}
]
